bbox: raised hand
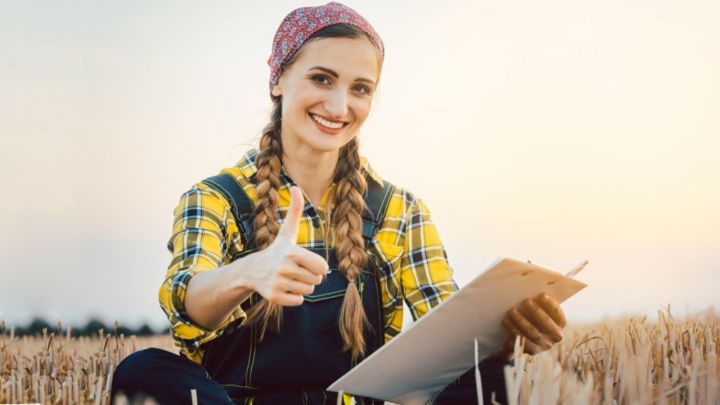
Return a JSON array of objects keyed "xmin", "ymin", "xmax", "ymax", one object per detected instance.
[{"xmin": 238, "ymin": 186, "xmax": 329, "ymax": 306}]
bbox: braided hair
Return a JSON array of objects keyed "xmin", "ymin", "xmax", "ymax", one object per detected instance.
[{"xmin": 242, "ymin": 24, "xmax": 382, "ymax": 362}]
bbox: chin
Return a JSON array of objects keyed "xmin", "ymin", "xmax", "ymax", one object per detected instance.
[
  {"xmin": 304, "ymin": 135, "xmax": 355, "ymax": 153},
  {"xmin": 309, "ymin": 142, "xmax": 345, "ymax": 153}
]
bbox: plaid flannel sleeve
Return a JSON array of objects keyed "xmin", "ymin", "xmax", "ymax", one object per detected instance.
[
  {"xmin": 400, "ymin": 194, "xmax": 459, "ymax": 321},
  {"xmin": 158, "ymin": 183, "xmax": 247, "ymax": 362}
]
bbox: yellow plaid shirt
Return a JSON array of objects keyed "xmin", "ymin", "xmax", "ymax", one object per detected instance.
[{"xmin": 159, "ymin": 148, "xmax": 459, "ymax": 365}]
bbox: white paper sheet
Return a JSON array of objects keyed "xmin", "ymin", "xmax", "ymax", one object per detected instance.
[{"xmin": 327, "ymin": 257, "xmax": 588, "ymax": 405}]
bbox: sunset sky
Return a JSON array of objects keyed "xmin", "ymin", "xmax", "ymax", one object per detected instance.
[{"xmin": 1, "ymin": 0, "xmax": 718, "ymax": 330}]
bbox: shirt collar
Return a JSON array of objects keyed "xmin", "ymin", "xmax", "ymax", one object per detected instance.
[{"xmin": 237, "ymin": 147, "xmax": 384, "ymax": 187}]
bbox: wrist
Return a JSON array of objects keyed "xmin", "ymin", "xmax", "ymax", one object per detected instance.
[{"xmin": 227, "ymin": 254, "xmax": 258, "ymax": 293}]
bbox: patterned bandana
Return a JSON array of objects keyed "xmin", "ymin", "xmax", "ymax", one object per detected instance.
[{"xmin": 267, "ymin": 1, "xmax": 384, "ymax": 97}]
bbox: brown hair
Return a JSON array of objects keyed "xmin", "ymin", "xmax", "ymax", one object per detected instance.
[{"xmin": 242, "ymin": 24, "xmax": 382, "ymax": 362}]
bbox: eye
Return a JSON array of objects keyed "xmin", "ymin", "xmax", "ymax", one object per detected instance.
[
  {"xmin": 311, "ymin": 74, "xmax": 331, "ymax": 86},
  {"xmin": 353, "ymin": 85, "xmax": 372, "ymax": 96}
]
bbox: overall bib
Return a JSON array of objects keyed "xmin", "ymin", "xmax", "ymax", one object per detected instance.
[{"xmin": 200, "ymin": 174, "xmax": 395, "ymax": 405}]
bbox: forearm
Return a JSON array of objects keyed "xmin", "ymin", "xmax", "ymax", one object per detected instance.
[{"xmin": 184, "ymin": 255, "xmax": 257, "ymax": 331}]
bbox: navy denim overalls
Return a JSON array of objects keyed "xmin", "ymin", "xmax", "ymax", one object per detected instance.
[
  {"xmin": 200, "ymin": 173, "xmax": 395, "ymax": 404},
  {"xmin": 110, "ymin": 173, "xmax": 511, "ymax": 404}
]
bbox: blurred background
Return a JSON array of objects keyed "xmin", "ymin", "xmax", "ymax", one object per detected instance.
[{"xmin": 1, "ymin": 0, "xmax": 718, "ymax": 333}]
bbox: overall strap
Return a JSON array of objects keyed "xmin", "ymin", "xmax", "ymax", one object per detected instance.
[
  {"xmin": 360, "ymin": 180, "xmax": 396, "ymax": 247},
  {"xmin": 201, "ymin": 173, "xmax": 257, "ymax": 249},
  {"xmin": 201, "ymin": 173, "xmax": 396, "ymax": 248}
]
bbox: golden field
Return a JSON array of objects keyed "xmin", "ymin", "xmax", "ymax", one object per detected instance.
[{"xmin": 1, "ymin": 307, "xmax": 718, "ymax": 404}]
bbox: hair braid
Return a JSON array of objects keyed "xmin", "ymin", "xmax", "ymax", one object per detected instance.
[
  {"xmin": 241, "ymin": 22, "xmax": 382, "ymax": 356},
  {"xmin": 241, "ymin": 106, "xmax": 372, "ymax": 361},
  {"xmin": 331, "ymin": 137, "xmax": 371, "ymax": 362},
  {"xmin": 243, "ymin": 100, "xmax": 284, "ymax": 339}
]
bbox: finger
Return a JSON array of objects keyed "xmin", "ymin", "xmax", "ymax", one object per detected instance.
[
  {"xmin": 522, "ymin": 298, "xmax": 564, "ymax": 342},
  {"xmin": 502, "ymin": 317, "xmax": 519, "ymax": 335},
  {"xmin": 503, "ymin": 317, "xmax": 547, "ymax": 355},
  {"xmin": 278, "ymin": 278, "xmax": 315, "ymax": 296},
  {"xmin": 508, "ymin": 307, "xmax": 544, "ymax": 346},
  {"xmin": 267, "ymin": 291, "xmax": 304, "ymax": 307},
  {"xmin": 288, "ymin": 246, "xmax": 330, "ymax": 276},
  {"xmin": 502, "ymin": 317, "xmax": 524, "ymax": 350},
  {"xmin": 536, "ymin": 293, "xmax": 567, "ymax": 328},
  {"xmin": 276, "ymin": 186, "xmax": 304, "ymax": 244},
  {"xmin": 279, "ymin": 263, "xmax": 325, "ymax": 286},
  {"xmin": 525, "ymin": 337, "xmax": 551, "ymax": 355}
]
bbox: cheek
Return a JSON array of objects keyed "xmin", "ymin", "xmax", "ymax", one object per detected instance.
[
  {"xmin": 279, "ymin": 90, "xmax": 307, "ymax": 119},
  {"xmin": 352, "ymin": 100, "xmax": 372, "ymax": 123},
  {"xmin": 289, "ymin": 83, "xmax": 322, "ymax": 111}
]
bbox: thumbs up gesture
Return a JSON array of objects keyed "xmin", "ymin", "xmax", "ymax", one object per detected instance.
[
  {"xmin": 276, "ymin": 185, "xmax": 308, "ymax": 246},
  {"xmin": 238, "ymin": 186, "xmax": 330, "ymax": 306}
]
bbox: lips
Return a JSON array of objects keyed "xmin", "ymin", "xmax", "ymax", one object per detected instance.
[{"xmin": 310, "ymin": 113, "xmax": 346, "ymax": 129}]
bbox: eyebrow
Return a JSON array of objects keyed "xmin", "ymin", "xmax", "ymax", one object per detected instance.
[{"xmin": 308, "ymin": 66, "xmax": 376, "ymax": 85}]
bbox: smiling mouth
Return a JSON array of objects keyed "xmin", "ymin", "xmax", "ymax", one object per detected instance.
[{"xmin": 309, "ymin": 113, "xmax": 347, "ymax": 129}]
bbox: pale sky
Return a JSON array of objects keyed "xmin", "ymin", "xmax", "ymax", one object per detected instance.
[{"xmin": 1, "ymin": 0, "xmax": 718, "ymax": 330}]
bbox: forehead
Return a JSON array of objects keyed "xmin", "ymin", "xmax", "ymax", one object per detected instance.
[{"xmin": 289, "ymin": 36, "xmax": 381, "ymax": 80}]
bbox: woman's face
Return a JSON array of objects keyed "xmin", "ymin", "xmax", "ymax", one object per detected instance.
[{"xmin": 272, "ymin": 36, "xmax": 381, "ymax": 156}]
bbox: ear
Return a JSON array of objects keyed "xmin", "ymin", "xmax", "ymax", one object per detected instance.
[{"xmin": 271, "ymin": 84, "xmax": 282, "ymax": 97}]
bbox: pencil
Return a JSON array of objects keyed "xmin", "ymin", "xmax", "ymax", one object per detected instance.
[{"xmin": 565, "ymin": 260, "xmax": 589, "ymax": 278}]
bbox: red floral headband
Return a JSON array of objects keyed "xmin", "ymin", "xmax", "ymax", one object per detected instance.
[{"xmin": 267, "ymin": 2, "xmax": 384, "ymax": 98}]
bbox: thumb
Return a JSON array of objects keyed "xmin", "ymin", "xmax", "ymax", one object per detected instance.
[{"xmin": 277, "ymin": 186, "xmax": 304, "ymax": 244}]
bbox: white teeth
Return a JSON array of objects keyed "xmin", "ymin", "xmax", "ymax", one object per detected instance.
[{"xmin": 311, "ymin": 114, "xmax": 344, "ymax": 129}]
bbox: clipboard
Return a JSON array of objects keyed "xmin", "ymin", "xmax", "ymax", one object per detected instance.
[{"xmin": 327, "ymin": 257, "xmax": 588, "ymax": 404}]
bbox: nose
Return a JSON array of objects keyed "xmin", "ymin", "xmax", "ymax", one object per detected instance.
[{"xmin": 324, "ymin": 88, "xmax": 348, "ymax": 120}]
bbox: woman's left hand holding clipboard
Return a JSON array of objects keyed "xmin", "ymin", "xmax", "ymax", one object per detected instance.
[
  {"xmin": 499, "ymin": 293, "xmax": 568, "ymax": 356},
  {"xmin": 487, "ymin": 260, "xmax": 586, "ymax": 359}
]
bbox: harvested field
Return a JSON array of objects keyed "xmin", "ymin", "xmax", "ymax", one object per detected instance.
[{"xmin": 1, "ymin": 308, "xmax": 718, "ymax": 404}]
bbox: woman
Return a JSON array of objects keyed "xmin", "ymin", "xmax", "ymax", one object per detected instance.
[{"xmin": 111, "ymin": 3, "xmax": 567, "ymax": 404}]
